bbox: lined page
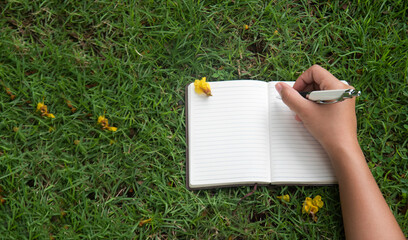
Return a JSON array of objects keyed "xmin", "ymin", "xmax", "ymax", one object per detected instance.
[
  {"xmin": 188, "ymin": 81, "xmax": 271, "ymax": 188},
  {"xmin": 267, "ymin": 82, "xmax": 337, "ymax": 184}
]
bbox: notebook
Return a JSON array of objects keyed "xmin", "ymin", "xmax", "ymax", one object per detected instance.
[{"xmin": 185, "ymin": 80, "xmax": 337, "ymax": 189}]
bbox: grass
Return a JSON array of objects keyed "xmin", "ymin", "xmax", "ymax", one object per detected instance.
[{"xmin": 0, "ymin": 0, "xmax": 407, "ymax": 239}]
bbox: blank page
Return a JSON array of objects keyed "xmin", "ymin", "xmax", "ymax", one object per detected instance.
[
  {"xmin": 268, "ymin": 82, "xmax": 337, "ymax": 184},
  {"xmin": 188, "ymin": 81, "xmax": 271, "ymax": 188}
]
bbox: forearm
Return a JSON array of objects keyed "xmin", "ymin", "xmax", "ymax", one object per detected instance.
[
  {"xmin": 328, "ymin": 143, "xmax": 405, "ymax": 240},
  {"xmin": 277, "ymin": 66, "xmax": 405, "ymax": 239}
]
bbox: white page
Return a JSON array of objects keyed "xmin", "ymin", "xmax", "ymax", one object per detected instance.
[
  {"xmin": 188, "ymin": 81, "xmax": 271, "ymax": 188},
  {"xmin": 268, "ymin": 82, "xmax": 337, "ymax": 184}
]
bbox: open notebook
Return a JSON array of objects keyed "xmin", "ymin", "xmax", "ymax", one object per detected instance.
[{"xmin": 185, "ymin": 80, "xmax": 337, "ymax": 189}]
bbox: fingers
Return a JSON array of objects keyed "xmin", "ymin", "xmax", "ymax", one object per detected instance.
[
  {"xmin": 293, "ymin": 65, "xmax": 347, "ymax": 91},
  {"xmin": 275, "ymin": 82, "xmax": 312, "ymax": 117},
  {"xmin": 295, "ymin": 114, "xmax": 302, "ymax": 122},
  {"xmin": 276, "ymin": 65, "xmax": 355, "ymax": 123}
]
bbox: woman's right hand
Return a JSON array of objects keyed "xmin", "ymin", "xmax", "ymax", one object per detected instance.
[{"xmin": 275, "ymin": 65, "xmax": 358, "ymax": 155}]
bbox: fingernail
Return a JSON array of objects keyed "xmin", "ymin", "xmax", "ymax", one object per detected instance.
[{"xmin": 275, "ymin": 83, "xmax": 282, "ymax": 96}]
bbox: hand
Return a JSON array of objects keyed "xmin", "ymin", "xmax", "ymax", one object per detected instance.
[
  {"xmin": 278, "ymin": 65, "xmax": 405, "ymax": 240},
  {"xmin": 275, "ymin": 65, "xmax": 358, "ymax": 155}
]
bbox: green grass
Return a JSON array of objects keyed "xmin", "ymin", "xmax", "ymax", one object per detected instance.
[{"xmin": 0, "ymin": 0, "xmax": 407, "ymax": 239}]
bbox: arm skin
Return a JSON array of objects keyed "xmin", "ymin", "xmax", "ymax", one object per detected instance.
[{"xmin": 275, "ymin": 65, "xmax": 405, "ymax": 240}]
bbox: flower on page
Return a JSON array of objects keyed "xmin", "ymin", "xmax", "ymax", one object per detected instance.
[
  {"xmin": 194, "ymin": 77, "xmax": 212, "ymax": 96},
  {"xmin": 277, "ymin": 194, "xmax": 290, "ymax": 203}
]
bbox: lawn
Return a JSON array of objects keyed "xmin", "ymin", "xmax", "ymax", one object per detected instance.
[{"xmin": 0, "ymin": 0, "xmax": 407, "ymax": 239}]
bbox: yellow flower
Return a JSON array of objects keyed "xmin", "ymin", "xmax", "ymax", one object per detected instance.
[
  {"xmin": 194, "ymin": 77, "xmax": 212, "ymax": 96},
  {"xmin": 97, "ymin": 115, "xmax": 117, "ymax": 131},
  {"xmin": 98, "ymin": 116, "xmax": 109, "ymax": 128},
  {"xmin": 37, "ymin": 102, "xmax": 45, "ymax": 111},
  {"xmin": 36, "ymin": 102, "xmax": 55, "ymax": 118},
  {"xmin": 37, "ymin": 102, "xmax": 47, "ymax": 114},
  {"xmin": 310, "ymin": 205, "xmax": 319, "ymax": 214},
  {"xmin": 302, "ymin": 197, "xmax": 313, "ymax": 214},
  {"xmin": 98, "ymin": 116, "xmax": 107, "ymax": 124},
  {"xmin": 312, "ymin": 195, "xmax": 324, "ymax": 208},
  {"xmin": 277, "ymin": 194, "xmax": 290, "ymax": 203},
  {"xmin": 107, "ymin": 126, "xmax": 117, "ymax": 132},
  {"xmin": 45, "ymin": 113, "xmax": 55, "ymax": 118},
  {"xmin": 302, "ymin": 195, "xmax": 324, "ymax": 215},
  {"xmin": 244, "ymin": 24, "xmax": 249, "ymax": 30}
]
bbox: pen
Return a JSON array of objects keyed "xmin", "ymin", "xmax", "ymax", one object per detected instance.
[{"xmin": 299, "ymin": 89, "xmax": 361, "ymax": 104}]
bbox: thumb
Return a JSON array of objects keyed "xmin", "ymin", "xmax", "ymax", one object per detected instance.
[{"xmin": 275, "ymin": 82, "xmax": 310, "ymax": 116}]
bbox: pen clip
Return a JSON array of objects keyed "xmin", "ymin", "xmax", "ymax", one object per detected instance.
[{"xmin": 314, "ymin": 89, "xmax": 361, "ymax": 104}]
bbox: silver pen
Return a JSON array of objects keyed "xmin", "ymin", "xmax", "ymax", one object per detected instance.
[{"xmin": 299, "ymin": 89, "xmax": 361, "ymax": 104}]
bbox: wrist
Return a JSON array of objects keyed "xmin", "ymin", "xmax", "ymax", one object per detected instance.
[
  {"xmin": 324, "ymin": 139, "xmax": 363, "ymax": 162},
  {"xmin": 324, "ymin": 140, "xmax": 367, "ymax": 180}
]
